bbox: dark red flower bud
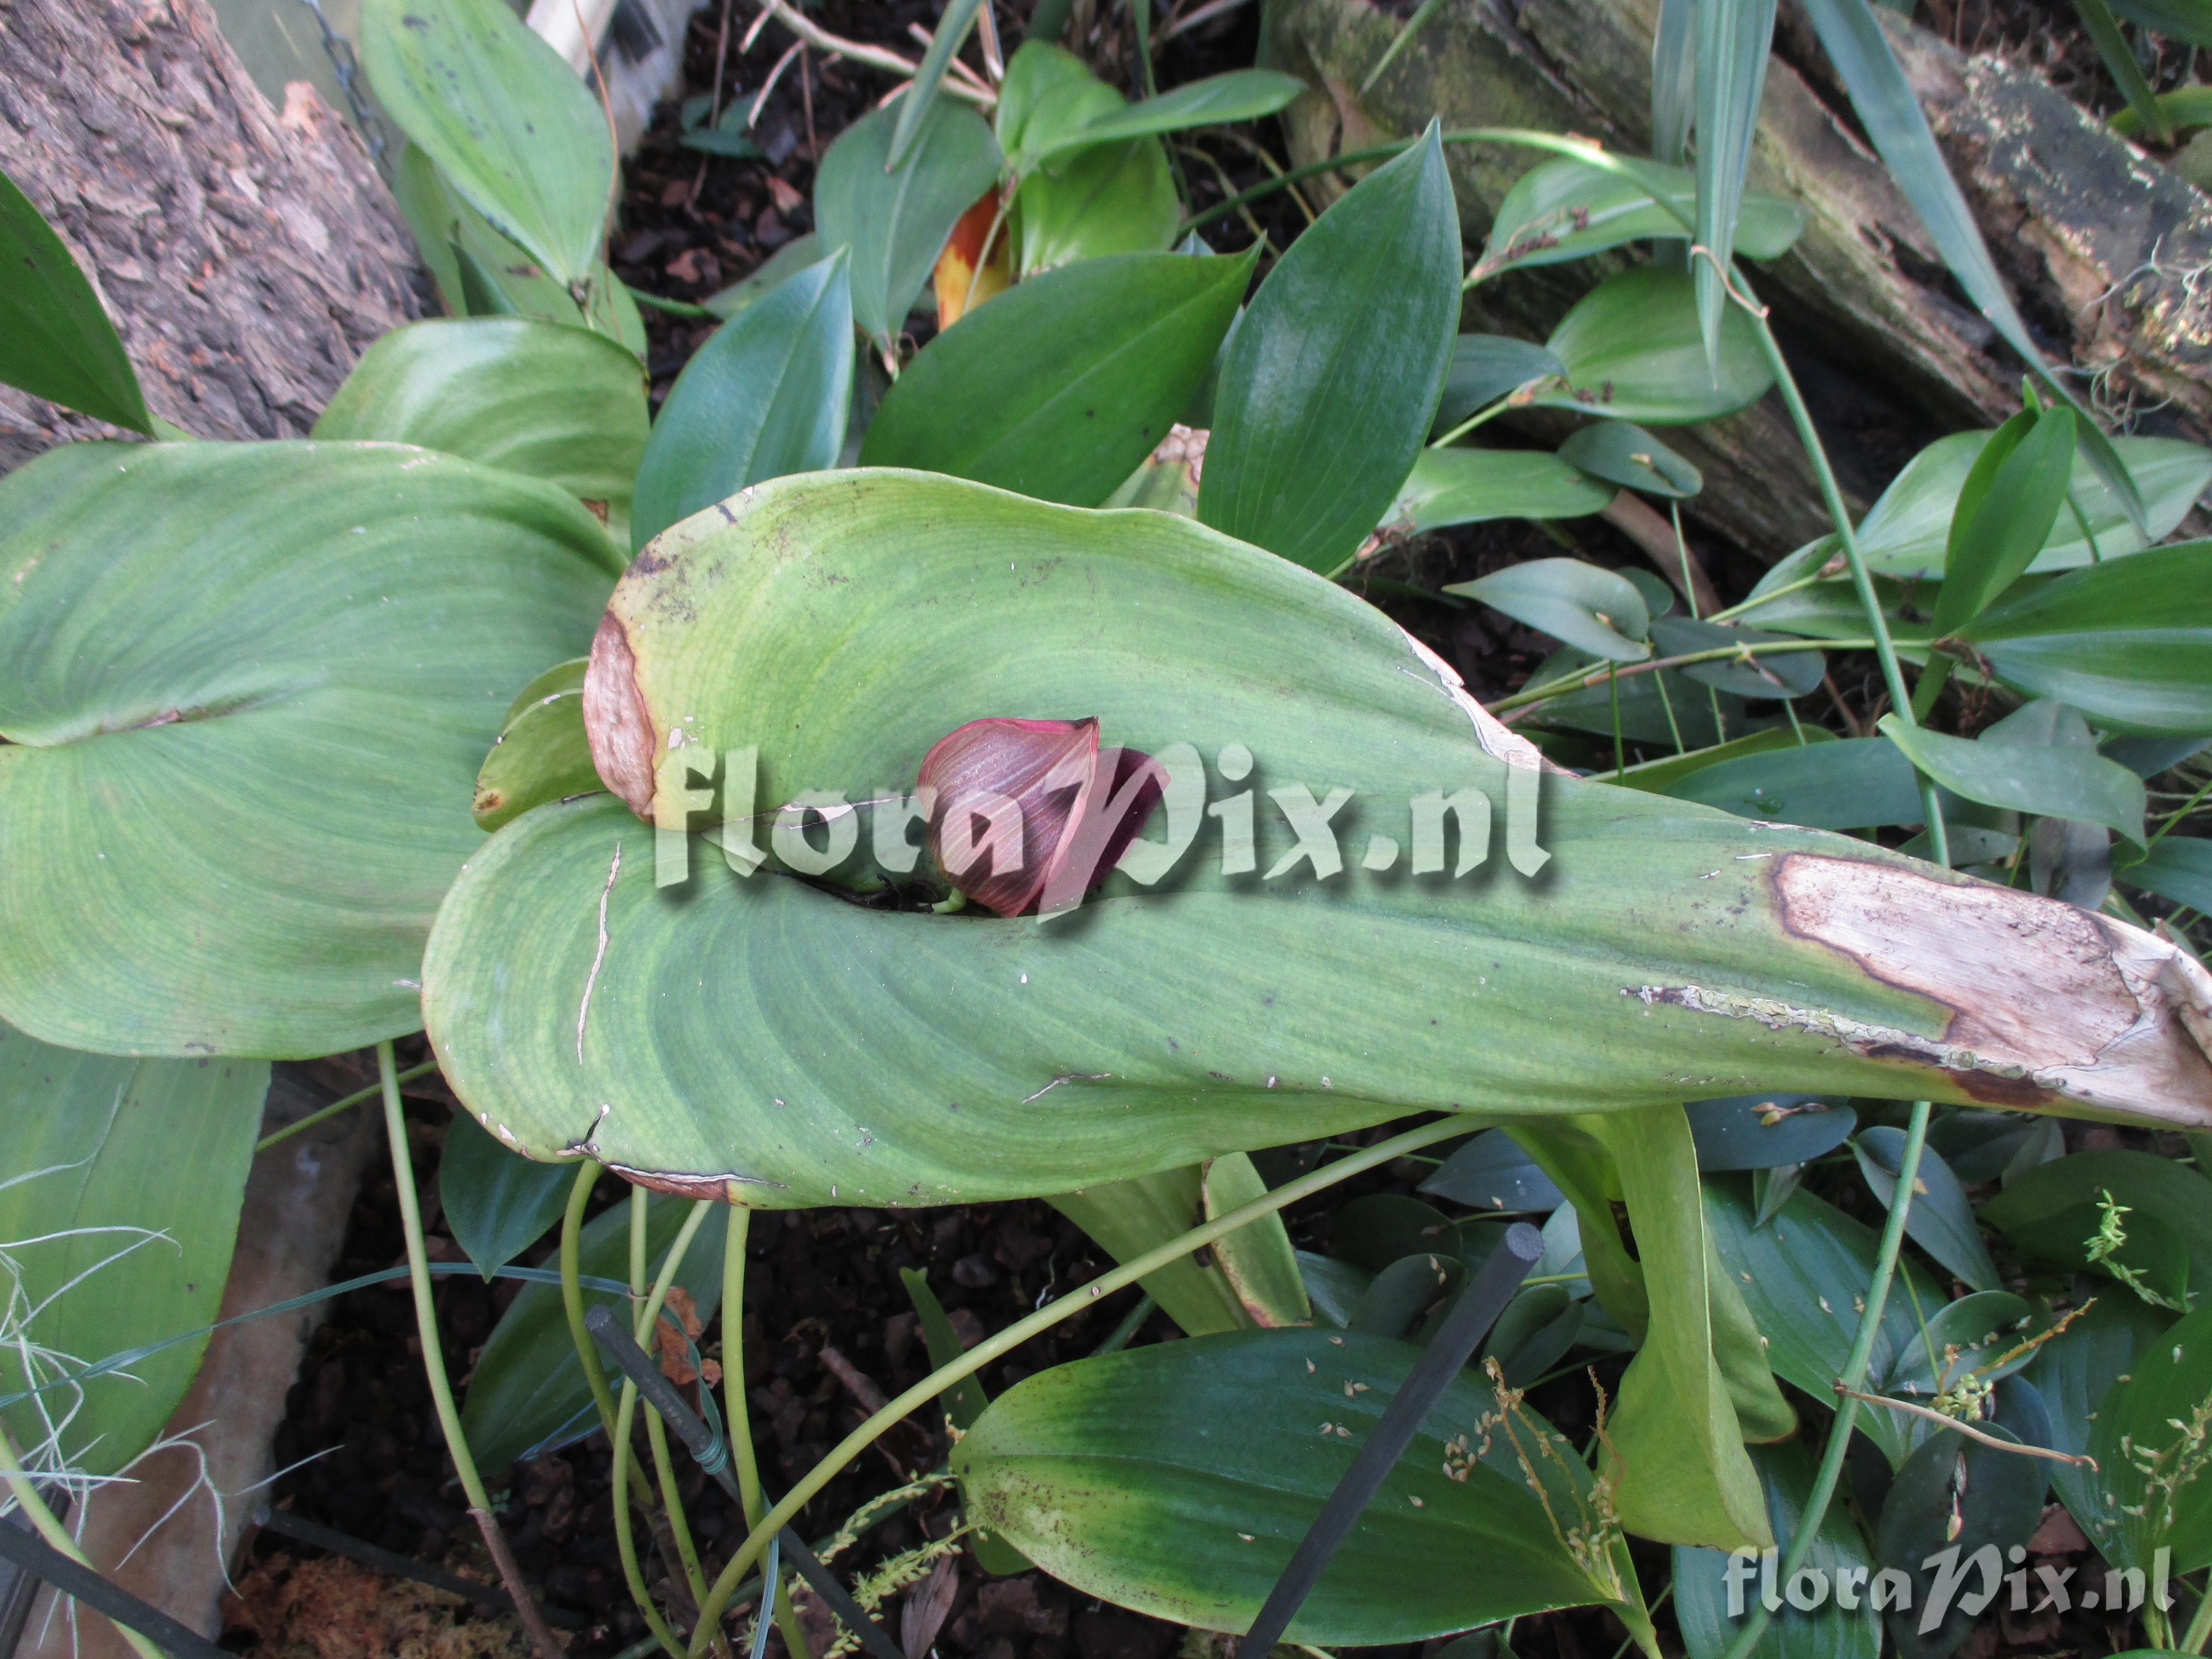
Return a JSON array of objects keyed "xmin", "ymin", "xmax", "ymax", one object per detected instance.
[{"xmin": 919, "ymin": 718, "xmax": 1162, "ymax": 917}]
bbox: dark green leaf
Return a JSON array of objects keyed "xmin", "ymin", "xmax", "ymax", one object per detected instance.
[
  {"xmin": 1326, "ymin": 1194, "xmax": 1459, "ymax": 1274},
  {"xmin": 888, "ymin": 0, "xmax": 983, "ymax": 168},
  {"xmin": 2088, "ymin": 1299, "xmax": 2212, "ymax": 1571},
  {"xmin": 1449, "ymin": 558, "xmax": 1652, "ymax": 661},
  {"xmin": 1853, "ymin": 1127, "xmax": 2000, "ymax": 1291},
  {"xmin": 1612, "ymin": 728, "xmax": 1830, "ymax": 796},
  {"xmin": 1878, "ymin": 1289, "xmax": 2033, "ymax": 1396},
  {"xmin": 1686, "ymin": 1095, "xmax": 1855, "ymax": 1171},
  {"xmin": 1932, "ymin": 406, "xmax": 2075, "ymax": 636},
  {"xmin": 1877, "ymin": 715, "xmax": 2147, "ymax": 846},
  {"xmin": 1960, "ymin": 541, "xmax": 2212, "ymax": 734},
  {"xmin": 440, "ymin": 1111, "xmax": 575, "ymax": 1277},
  {"xmin": 680, "ymin": 128, "xmax": 765, "ymax": 157},
  {"xmin": 1664, "ymin": 736, "xmax": 1923, "ymax": 828},
  {"xmin": 2124, "ymin": 834, "xmax": 2212, "ymax": 911},
  {"xmin": 2077, "ymin": 0, "xmax": 2173, "ymax": 143},
  {"xmin": 361, "ymin": 0, "xmax": 611, "ymax": 288},
  {"xmin": 1557, "ymin": 421, "xmax": 1702, "ymax": 499},
  {"xmin": 1434, "ymin": 335, "xmax": 1567, "ymax": 432},
  {"xmin": 1198, "ymin": 124, "xmax": 1461, "ymax": 572},
  {"xmin": 1419, "ymin": 1129, "xmax": 1567, "ymax": 1213},
  {"xmin": 0, "ymin": 166, "xmax": 150, "ymax": 432},
  {"xmin": 312, "ymin": 317, "xmax": 647, "ymax": 543},
  {"xmin": 1472, "ymin": 156, "xmax": 1804, "ymax": 280},
  {"xmin": 1349, "ymin": 1250, "xmax": 1465, "ymax": 1337},
  {"xmin": 1022, "ymin": 69, "xmax": 1308, "ymax": 168},
  {"xmin": 950, "ymin": 1328, "xmax": 1650, "ymax": 1643},
  {"xmin": 0, "ymin": 1022, "xmax": 264, "ymax": 1476},
  {"xmin": 1297, "ymin": 1250, "xmax": 1373, "ymax": 1328},
  {"xmin": 1528, "ymin": 267, "xmax": 1772, "ymax": 427},
  {"xmin": 461, "ymin": 1193, "xmax": 725, "ymax": 1473},
  {"xmin": 862, "ymin": 250, "xmax": 1249, "ymax": 508},
  {"xmin": 631, "ymin": 251, "xmax": 854, "ymax": 551},
  {"xmin": 2107, "ymin": 0, "xmax": 2212, "ymax": 46},
  {"xmin": 817, "ymin": 99, "xmax": 1002, "ymax": 349},
  {"xmin": 1385, "ymin": 448, "xmax": 1614, "ymax": 535},
  {"xmin": 1983, "ymin": 1147, "xmax": 2212, "ymax": 1289},
  {"xmin": 1648, "ymin": 616, "xmax": 1824, "ymax": 698},
  {"xmin": 703, "ymin": 235, "xmax": 824, "ymax": 319},
  {"xmin": 2021, "ymin": 1295, "xmax": 2171, "ymax": 1562},
  {"xmin": 1693, "ymin": 0, "xmax": 1779, "ymax": 367}
]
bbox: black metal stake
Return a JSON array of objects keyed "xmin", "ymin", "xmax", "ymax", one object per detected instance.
[
  {"xmin": 0, "ymin": 1513, "xmax": 229, "ymax": 1659},
  {"xmin": 1236, "ymin": 1221, "xmax": 1546, "ymax": 1658},
  {"xmin": 583, "ymin": 1303, "xmax": 908, "ymax": 1659}
]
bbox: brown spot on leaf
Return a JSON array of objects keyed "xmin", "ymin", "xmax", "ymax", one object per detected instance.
[{"xmin": 582, "ymin": 610, "xmax": 656, "ymax": 817}]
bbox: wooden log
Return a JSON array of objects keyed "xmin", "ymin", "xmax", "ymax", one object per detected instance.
[{"xmin": 0, "ymin": 0, "xmax": 423, "ymax": 470}]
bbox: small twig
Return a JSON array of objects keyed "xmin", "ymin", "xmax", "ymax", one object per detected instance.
[
  {"xmin": 474, "ymin": 1509, "xmax": 576, "ymax": 1657},
  {"xmin": 818, "ymin": 1347, "xmax": 892, "ymax": 1415},
  {"xmin": 1831, "ymin": 1385, "xmax": 2098, "ymax": 1469},
  {"xmin": 748, "ymin": 38, "xmax": 804, "ymax": 129},
  {"xmin": 753, "ymin": 0, "xmax": 993, "ymax": 104},
  {"xmin": 975, "ymin": 0, "xmax": 1003, "ymax": 80},
  {"xmin": 800, "ymin": 42, "xmax": 817, "ymax": 163}
]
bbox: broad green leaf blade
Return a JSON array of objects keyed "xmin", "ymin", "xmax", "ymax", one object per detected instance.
[
  {"xmin": 1878, "ymin": 1289, "xmax": 2033, "ymax": 1395},
  {"xmin": 474, "ymin": 658, "xmax": 599, "ymax": 830},
  {"xmin": 1027, "ymin": 69, "xmax": 1309, "ymax": 166},
  {"xmin": 1557, "ymin": 420, "xmax": 1703, "ymax": 499},
  {"xmin": 1960, "ymin": 542, "xmax": 2212, "ymax": 733},
  {"xmin": 1652, "ymin": 0, "xmax": 1696, "ymax": 163},
  {"xmin": 861, "ymin": 250, "xmax": 1250, "ymax": 508},
  {"xmin": 1529, "ymin": 268, "xmax": 1772, "ymax": 426},
  {"xmin": 1418, "ymin": 1129, "xmax": 1568, "ymax": 1213},
  {"xmin": 2021, "ymin": 1293, "xmax": 2173, "ymax": 1562},
  {"xmin": 313, "ymin": 317, "xmax": 648, "ymax": 544},
  {"xmin": 420, "ymin": 470, "xmax": 2212, "ymax": 1207},
  {"xmin": 1877, "ymin": 714, "xmax": 2148, "ymax": 846},
  {"xmin": 1931, "ymin": 405, "xmax": 2075, "ymax": 637},
  {"xmin": 630, "ymin": 252, "xmax": 854, "ymax": 552},
  {"xmin": 361, "ymin": 0, "xmax": 612, "ymax": 288},
  {"xmin": 950, "ymin": 1328, "xmax": 1648, "ymax": 1643},
  {"xmin": 817, "ymin": 99, "xmax": 1002, "ymax": 350},
  {"xmin": 1198, "ymin": 124, "xmax": 1461, "ymax": 572},
  {"xmin": 1012, "ymin": 138, "xmax": 1181, "ymax": 276},
  {"xmin": 1794, "ymin": 0, "xmax": 2145, "ymax": 529},
  {"xmin": 1383, "ymin": 448, "xmax": 1613, "ymax": 535},
  {"xmin": 887, "ymin": 0, "xmax": 983, "ymax": 170},
  {"xmin": 0, "ymin": 442, "xmax": 618, "ymax": 1058},
  {"xmin": 1434, "ymin": 335, "xmax": 1568, "ymax": 432},
  {"xmin": 1706, "ymin": 1180, "xmax": 1947, "ymax": 1468},
  {"xmin": 1693, "ymin": 0, "xmax": 1779, "ymax": 370},
  {"xmin": 1201, "ymin": 1153, "xmax": 1310, "ymax": 1327},
  {"xmin": 460, "ymin": 1192, "xmax": 725, "ymax": 1472},
  {"xmin": 1851, "ymin": 1127, "xmax": 2000, "ymax": 1291},
  {"xmin": 1983, "ymin": 1146, "xmax": 2212, "ymax": 1290},
  {"xmin": 440, "ymin": 1110, "xmax": 576, "ymax": 1277},
  {"xmin": 2124, "ymin": 835, "xmax": 2212, "ymax": 912},
  {"xmin": 0, "ymin": 166, "xmax": 151, "ymax": 433},
  {"xmin": 1673, "ymin": 1441, "xmax": 1881, "ymax": 1659},
  {"xmin": 995, "ymin": 41, "xmax": 1124, "ymax": 168},
  {"xmin": 1684, "ymin": 1095, "xmax": 1854, "ymax": 1170},
  {"xmin": 0, "ymin": 1021, "xmax": 265, "ymax": 1477},
  {"xmin": 1474, "ymin": 157, "xmax": 1804, "ymax": 280},
  {"xmin": 704, "ymin": 234, "xmax": 824, "ymax": 319},
  {"xmin": 1448, "ymin": 558, "xmax": 1653, "ymax": 661},
  {"xmin": 1051, "ymin": 1168, "xmax": 1266, "ymax": 1337}
]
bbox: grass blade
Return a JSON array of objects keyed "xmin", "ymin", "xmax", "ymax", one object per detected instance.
[
  {"xmin": 1652, "ymin": 0, "xmax": 1696, "ymax": 163},
  {"xmin": 2074, "ymin": 0, "xmax": 2172, "ymax": 142},
  {"xmin": 889, "ymin": 0, "xmax": 984, "ymax": 170},
  {"xmin": 1693, "ymin": 0, "xmax": 1779, "ymax": 370},
  {"xmin": 1797, "ymin": 0, "xmax": 2147, "ymax": 530}
]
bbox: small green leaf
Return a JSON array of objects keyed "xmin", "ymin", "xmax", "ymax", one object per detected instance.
[
  {"xmin": 474, "ymin": 658, "xmax": 599, "ymax": 830},
  {"xmin": 1013, "ymin": 139, "xmax": 1181, "ymax": 275},
  {"xmin": 817, "ymin": 99, "xmax": 1002, "ymax": 350},
  {"xmin": 1692, "ymin": 0, "xmax": 1779, "ymax": 369},
  {"xmin": 861, "ymin": 250, "xmax": 1249, "ymax": 508},
  {"xmin": 1877, "ymin": 713, "xmax": 2147, "ymax": 846},
  {"xmin": 462, "ymin": 1191, "xmax": 726, "ymax": 1474},
  {"xmin": 1474, "ymin": 156, "xmax": 1804, "ymax": 280},
  {"xmin": 1879, "ymin": 1290, "xmax": 2034, "ymax": 1396},
  {"xmin": 1348, "ymin": 1250, "xmax": 1465, "ymax": 1338},
  {"xmin": 1022, "ymin": 69, "xmax": 1308, "ymax": 168},
  {"xmin": 0, "ymin": 1021, "xmax": 265, "ymax": 1476},
  {"xmin": 703, "ymin": 235, "xmax": 824, "ymax": 319},
  {"xmin": 1528, "ymin": 268, "xmax": 1772, "ymax": 427},
  {"xmin": 631, "ymin": 251, "xmax": 854, "ymax": 551},
  {"xmin": 1852, "ymin": 1127, "xmax": 2000, "ymax": 1292},
  {"xmin": 1384, "ymin": 447, "xmax": 1613, "ymax": 535},
  {"xmin": 1684, "ymin": 1095, "xmax": 1854, "ymax": 1171},
  {"xmin": 440, "ymin": 1111, "xmax": 576, "ymax": 1277},
  {"xmin": 1419, "ymin": 1129, "xmax": 1567, "ymax": 1214},
  {"xmin": 313, "ymin": 317, "xmax": 647, "ymax": 543},
  {"xmin": 1960, "ymin": 541, "xmax": 2212, "ymax": 733},
  {"xmin": 1198, "ymin": 123, "xmax": 1460, "ymax": 572},
  {"xmin": 1448, "ymin": 558, "xmax": 1652, "ymax": 661},
  {"xmin": 361, "ymin": 0, "xmax": 612, "ymax": 289},
  {"xmin": 995, "ymin": 41, "xmax": 1123, "ymax": 167},
  {"xmin": 1434, "ymin": 335, "xmax": 1567, "ymax": 432},
  {"xmin": 1325, "ymin": 1194, "xmax": 1458, "ymax": 1274},
  {"xmin": 888, "ymin": 0, "xmax": 983, "ymax": 169},
  {"xmin": 1931, "ymin": 405, "xmax": 2075, "ymax": 636},
  {"xmin": 1557, "ymin": 420, "xmax": 1702, "ymax": 499},
  {"xmin": 1202, "ymin": 1153, "xmax": 1310, "ymax": 1328},
  {"xmin": 950, "ymin": 1328, "xmax": 1649, "ymax": 1643},
  {"xmin": 0, "ymin": 166, "xmax": 150, "ymax": 433},
  {"xmin": 2123, "ymin": 834, "xmax": 2212, "ymax": 912}
]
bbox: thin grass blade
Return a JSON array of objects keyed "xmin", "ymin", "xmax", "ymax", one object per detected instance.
[
  {"xmin": 890, "ymin": 0, "xmax": 985, "ymax": 170},
  {"xmin": 1693, "ymin": 0, "xmax": 1779, "ymax": 372}
]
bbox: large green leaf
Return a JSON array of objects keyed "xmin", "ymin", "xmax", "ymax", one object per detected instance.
[
  {"xmin": 1852, "ymin": 1127, "xmax": 2000, "ymax": 1291},
  {"xmin": 949, "ymin": 1328, "xmax": 1648, "ymax": 1643},
  {"xmin": 861, "ymin": 251, "xmax": 1250, "ymax": 508},
  {"xmin": 0, "ymin": 1022, "xmax": 265, "ymax": 1477},
  {"xmin": 1198, "ymin": 126, "xmax": 1460, "ymax": 572},
  {"xmin": 1385, "ymin": 448, "xmax": 1614, "ymax": 535},
  {"xmin": 1930, "ymin": 405, "xmax": 2075, "ymax": 637},
  {"xmin": 1663, "ymin": 736, "xmax": 1923, "ymax": 829},
  {"xmin": 1527, "ymin": 268, "xmax": 1772, "ymax": 426},
  {"xmin": 2022, "ymin": 1293, "xmax": 2175, "ymax": 1563},
  {"xmin": 630, "ymin": 252, "xmax": 854, "ymax": 552},
  {"xmin": 1878, "ymin": 715, "xmax": 2147, "ymax": 846},
  {"xmin": 1983, "ymin": 1147, "xmax": 2212, "ymax": 1290},
  {"xmin": 419, "ymin": 470, "xmax": 2212, "ymax": 1207},
  {"xmin": 0, "ymin": 166, "xmax": 150, "ymax": 433},
  {"xmin": 1012, "ymin": 140, "xmax": 1181, "ymax": 276},
  {"xmin": 815, "ymin": 99, "xmax": 1002, "ymax": 352},
  {"xmin": 1472, "ymin": 156, "xmax": 1804, "ymax": 281},
  {"xmin": 460, "ymin": 1191, "xmax": 725, "ymax": 1473},
  {"xmin": 361, "ymin": 0, "xmax": 612, "ymax": 289},
  {"xmin": 1960, "ymin": 541, "xmax": 2212, "ymax": 734},
  {"xmin": 313, "ymin": 318, "xmax": 647, "ymax": 544},
  {"xmin": 0, "ymin": 441, "xmax": 619, "ymax": 1058}
]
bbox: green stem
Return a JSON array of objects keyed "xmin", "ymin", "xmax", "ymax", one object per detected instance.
[
  {"xmin": 625, "ymin": 283, "xmax": 717, "ymax": 318},
  {"xmin": 0, "ymin": 1426, "xmax": 165, "ymax": 1659},
  {"xmin": 685, "ymin": 1113, "xmax": 1486, "ymax": 1649},
  {"xmin": 717, "ymin": 1207, "xmax": 811, "ymax": 1659},
  {"xmin": 561, "ymin": 1160, "xmax": 623, "ymax": 1440},
  {"xmin": 637, "ymin": 1202, "xmax": 721, "ymax": 1646},
  {"xmin": 2149, "ymin": 771, "xmax": 2212, "ymax": 850},
  {"xmin": 1428, "ymin": 394, "xmax": 1517, "ymax": 450},
  {"xmin": 256, "ymin": 1061, "xmax": 435, "ymax": 1153},
  {"xmin": 2181, "ymin": 1571, "xmax": 2212, "ymax": 1652},
  {"xmin": 1491, "ymin": 637, "xmax": 1870, "ymax": 714},
  {"xmin": 611, "ymin": 1368, "xmax": 687, "ymax": 1659},
  {"xmin": 1706, "ymin": 567, "xmax": 1831, "ymax": 624}
]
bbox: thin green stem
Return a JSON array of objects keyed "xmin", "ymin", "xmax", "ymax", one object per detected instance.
[
  {"xmin": 0, "ymin": 1426, "xmax": 165, "ymax": 1659},
  {"xmin": 256, "ymin": 1061, "xmax": 435, "ymax": 1153},
  {"xmin": 1492, "ymin": 637, "xmax": 1869, "ymax": 714},
  {"xmin": 1428, "ymin": 394, "xmax": 1516, "ymax": 449},
  {"xmin": 2181, "ymin": 1571, "xmax": 2212, "ymax": 1652},
  {"xmin": 686, "ymin": 1113, "xmax": 1486, "ymax": 1649},
  {"xmin": 637, "ymin": 1202, "xmax": 721, "ymax": 1647},
  {"xmin": 1608, "ymin": 663, "xmax": 1625, "ymax": 780},
  {"xmin": 1706, "ymin": 567, "xmax": 1831, "ymax": 624},
  {"xmin": 611, "ymin": 1371, "xmax": 687, "ymax": 1659},
  {"xmin": 2149, "ymin": 772, "xmax": 2212, "ymax": 850},
  {"xmin": 724, "ymin": 1208, "xmax": 763, "ymax": 1523},
  {"xmin": 561, "ymin": 1160, "xmax": 624, "ymax": 1440}
]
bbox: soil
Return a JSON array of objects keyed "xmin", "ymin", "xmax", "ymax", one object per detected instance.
[{"xmin": 217, "ymin": 2, "xmax": 2195, "ymax": 1656}]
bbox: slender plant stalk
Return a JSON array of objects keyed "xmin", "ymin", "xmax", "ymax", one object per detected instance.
[
  {"xmin": 717, "ymin": 1207, "xmax": 813, "ymax": 1659},
  {"xmin": 254, "ymin": 1060, "xmax": 435, "ymax": 1153},
  {"xmin": 685, "ymin": 1113, "xmax": 1488, "ymax": 1648},
  {"xmin": 2149, "ymin": 771, "xmax": 2212, "ymax": 850},
  {"xmin": 611, "ymin": 1365, "xmax": 688, "ymax": 1659},
  {"xmin": 376, "ymin": 1043, "xmax": 565, "ymax": 1659},
  {"xmin": 562, "ymin": 1159, "xmax": 625, "ymax": 1438},
  {"xmin": 1491, "ymin": 636, "xmax": 1871, "ymax": 713},
  {"xmin": 1705, "ymin": 566, "xmax": 1832, "ymax": 624},
  {"xmin": 0, "ymin": 1426, "xmax": 165, "ymax": 1659},
  {"xmin": 635, "ymin": 1198, "xmax": 722, "ymax": 1649},
  {"xmin": 2182, "ymin": 1575, "xmax": 2212, "ymax": 1653}
]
